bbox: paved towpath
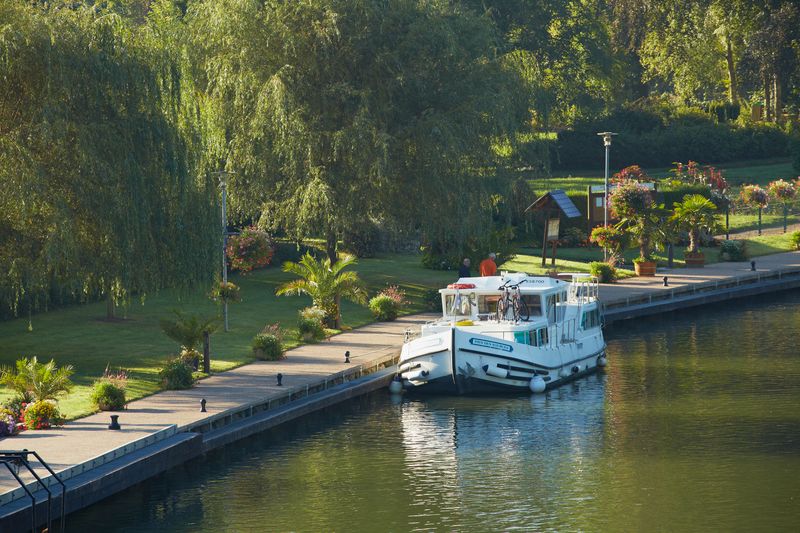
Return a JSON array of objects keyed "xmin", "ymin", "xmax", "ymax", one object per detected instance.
[
  {"xmin": 596, "ymin": 250, "xmax": 800, "ymax": 303},
  {"xmin": 0, "ymin": 314, "xmax": 435, "ymax": 494},
  {"xmin": 2, "ymin": 250, "xmax": 800, "ymax": 497}
]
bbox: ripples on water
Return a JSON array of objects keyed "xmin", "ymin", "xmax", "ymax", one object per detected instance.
[{"xmin": 69, "ymin": 292, "xmax": 800, "ymax": 532}]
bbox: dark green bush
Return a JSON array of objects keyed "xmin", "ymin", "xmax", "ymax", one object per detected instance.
[
  {"xmin": 369, "ymin": 294, "xmax": 399, "ymax": 321},
  {"xmin": 718, "ymin": 240, "xmax": 747, "ymax": 262},
  {"xmin": 159, "ymin": 359, "xmax": 194, "ymax": 390},
  {"xmin": 252, "ymin": 333, "xmax": 283, "ymax": 360},
  {"xmin": 91, "ymin": 381, "xmax": 126, "ymax": 410},
  {"xmin": 589, "ymin": 262, "xmax": 617, "ymax": 283},
  {"xmin": 298, "ymin": 307, "xmax": 326, "ymax": 342},
  {"xmin": 422, "ymin": 288, "xmax": 441, "ymax": 311},
  {"xmin": 342, "ymin": 222, "xmax": 381, "ymax": 258}
]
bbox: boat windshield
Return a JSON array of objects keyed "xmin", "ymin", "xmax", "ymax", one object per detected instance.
[{"xmin": 444, "ymin": 293, "xmax": 474, "ymax": 317}]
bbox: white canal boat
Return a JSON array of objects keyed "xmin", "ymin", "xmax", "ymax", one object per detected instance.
[{"xmin": 399, "ymin": 272, "xmax": 606, "ymax": 394}]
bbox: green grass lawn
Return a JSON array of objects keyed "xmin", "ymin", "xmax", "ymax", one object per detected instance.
[
  {"xmin": 525, "ymin": 158, "xmax": 795, "ymax": 195},
  {"xmin": 0, "ymin": 254, "xmax": 454, "ymax": 419}
]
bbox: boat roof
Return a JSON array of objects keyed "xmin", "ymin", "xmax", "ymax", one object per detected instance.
[{"xmin": 442, "ymin": 272, "xmax": 571, "ymax": 293}]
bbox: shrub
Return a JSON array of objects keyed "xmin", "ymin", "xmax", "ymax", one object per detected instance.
[
  {"xmin": 159, "ymin": 359, "xmax": 194, "ymax": 390},
  {"xmin": 298, "ymin": 307, "xmax": 326, "ymax": 342},
  {"xmin": 589, "ymin": 261, "xmax": 617, "ymax": 283},
  {"xmin": 226, "ymin": 226, "xmax": 275, "ymax": 273},
  {"xmin": 369, "ymin": 294, "xmax": 399, "ymax": 321},
  {"xmin": 91, "ymin": 381, "xmax": 126, "ymax": 411},
  {"xmin": 560, "ymin": 227, "xmax": 588, "ymax": 247},
  {"xmin": 590, "ymin": 226, "xmax": 628, "ymax": 259},
  {"xmin": 718, "ymin": 240, "xmax": 747, "ymax": 262},
  {"xmin": 23, "ymin": 400, "xmax": 61, "ymax": 430},
  {"xmin": 179, "ymin": 348, "xmax": 201, "ymax": 370},
  {"xmin": 252, "ymin": 333, "xmax": 284, "ymax": 360},
  {"xmin": 0, "ymin": 408, "xmax": 17, "ymax": 437},
  {"xmin": 423, "ymin": 288, "xmax": 441, "ymax": 311},
  {"xmin": 342, "ymin": 222, "xmax": 381, "ymax": 258},
  {"xmin": 0, "ymin": 356, "xmax": 74, "ymax": 402},
  {"xmin": 790, "ymin": 231, "xmax": 800, "ymax": 250}
]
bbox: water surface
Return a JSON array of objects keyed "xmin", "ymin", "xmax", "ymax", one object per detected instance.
[{"xmin": 68, "ymin": 291, "xmax": 800, "ymax": 532}]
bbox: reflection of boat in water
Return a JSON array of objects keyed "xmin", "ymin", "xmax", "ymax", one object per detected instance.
[{"xmin": 399, "ymin": 272, "xmax": 606, "ymax": 394}]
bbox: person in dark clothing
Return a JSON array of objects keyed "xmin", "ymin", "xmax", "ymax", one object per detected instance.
[{"xmin": 458, "ymin": 258, "xmax": 471, "ymax": 278}]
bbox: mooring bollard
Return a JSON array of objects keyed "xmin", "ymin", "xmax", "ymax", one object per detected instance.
[
  {"xmin": 344, "ymin": 350, "xmax": 350, "ymax": 363},
  {"xmin": 200, "ymin": 398, "xmax": 207, "ymax": 413},
  {"xmin": 277, "ymin": 372, "xmax": 283, "ymax": 386},
  {"xmin": 663, "ymin": 276, "xmax": 668, "ymax": 287},
  {"xmin": 108, "ymin": 415, "xmax": 121, "ymax": 430},
  {"xmin": 751, "ymin": 260, "xmax": 756, "ymax": 271}
]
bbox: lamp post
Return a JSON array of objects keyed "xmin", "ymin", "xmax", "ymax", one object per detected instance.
[
  {"xmin": 597, "ymin": 132, "xmax": 617, "ymax": 261},
  {"xmin": 213, "ymin": 169, "xmax": 235, "ymax": 332}
]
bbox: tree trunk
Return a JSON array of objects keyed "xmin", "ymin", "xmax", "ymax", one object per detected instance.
[
  {"xmin": 106, "ymin": 292, "xmax": 116, "ymax": 320},
  {"xmin": 765, "ymin": 75, "xmax": 772, "ymax": 121},
  {"xmin": 333, "ymin": 294, "xmax": 341, "ymax": 329},
  {"xmin": 774, "ymin": 72, "xmax": 783, "ymax": 124},
  {"xmin": 325, "ymin": 230, "xmax": 338, "ymax": 264},
  {"xmin": 725, "ymin": 36, "xmax": 738, "ymax": 104}
]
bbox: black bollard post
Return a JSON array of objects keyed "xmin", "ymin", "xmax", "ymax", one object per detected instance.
[
  {"xmin": 345, "ymin": 351, "xmax": 350, "ymax": 363},
  {"xmin": 200, "ymin": 399, "xmax": 207, "ymax": 412},
  {"xmin": 277, "ymin": 373, "xmax": 283, "ymax": 386},
  {"xmin": 108, "ymin": 415, "xmax": 121, "ymax": 430},
  {"xmin": 751, "ymin": 260, "xmax": 756, "ymax": 271},
  {"xmin": 663, "ymin": 276, "xmax": 668, "ymax": 287}
]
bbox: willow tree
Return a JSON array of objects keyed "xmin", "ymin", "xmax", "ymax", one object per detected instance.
[
  {"xmin": 0, "ymin": 2, "xmax": 217, "ymax": 320},
  {"xmin": 188, "ymin": 0, "xmax": 528, "ymax": 262}
]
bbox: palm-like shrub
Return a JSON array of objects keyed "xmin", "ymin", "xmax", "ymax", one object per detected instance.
[
  {"xmin": 276, "ymin": 253, "xmax": 367, "ymax": 328},
  {"xmin": 671, "ymin": 194, "xmax": 720, "ymax": 254},
  {"xmin": 160, "ymin": 312, "xmax": 218, "ymax": 353},
  {"xmin": 0, "ymin": 357, "xmax": 74, "ymax": 403}
]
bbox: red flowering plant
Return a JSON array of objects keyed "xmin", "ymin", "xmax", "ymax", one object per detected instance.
[
  {"xmin": 226, "ymin": 227, "xmax": 275, "ymax": 273},
  {"xmin": 671, "ymin": 161, "xmax": 730, "ymax": 208},
  {"xmin": 740, "ymin": 185, "xmax": 769, "ymax": 208},
  {"xmin": 612, "ymin": 165, "xmax": 650, "ymax": 184},
  {"xmin": 590, "ymin": 226, "xmax": 628, "ymax": 263},
  {"xmin": 609, "ymin": 180, "xmax": 667, "ymax": 262}
]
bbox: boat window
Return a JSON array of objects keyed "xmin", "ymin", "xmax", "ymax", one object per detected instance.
[
  {"xmin": 581, "ymin": 309, "xmax": 601, "ymax": 329},
  {"xmin": 478, "ymin": 295, "xmax": 501, "ymax": 314},
  {"xmin": 514, "ymin": 331, "xmax": 529, "ymax": 345},
  {"xmin": 521, "ymin": 294, "xmax": 542, "ymax": 316},
  {"xmin": 445, "ymin": 293, "xmax": 473, "ymax": 316},
  {"xmin": 529, "ymin": 327, "xmax": 549, "ymax": 347}
]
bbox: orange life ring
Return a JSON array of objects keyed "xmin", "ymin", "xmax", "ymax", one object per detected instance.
[{"xmin": 447, "ymin": 283, "xmax": 476, "ymax": 289}]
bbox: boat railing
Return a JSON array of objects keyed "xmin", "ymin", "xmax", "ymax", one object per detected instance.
[
  {"xmin": 548, "ymin": 317, "xmax": 578, "ymax": 347},
  {"xmin": 567, "ymin": 277, "xmax": 599, "ymax": 304}
]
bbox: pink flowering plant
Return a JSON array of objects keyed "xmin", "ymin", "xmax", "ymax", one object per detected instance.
[
  {"xmin": 740, "ymin": 185, "xmax": 769, "ymax": 208},
  {"xmin": 768, "ymin": 179, "xmax": 797, "ymax": 232},
  {"xmin": 612, "ymin": 165, "xmax": 650, "ymax": 184},
  {"xmin": 609, "ymin": 179, "xmax": 667, "ymax": 261},
  {"xmin": 226, "ymin": 227, "xmax": 275, "ymax": 273}
]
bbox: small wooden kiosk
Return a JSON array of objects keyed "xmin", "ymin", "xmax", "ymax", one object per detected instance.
[{"xmin": 525, "ymin": 190, "xmax": 581, "ymax": 267}]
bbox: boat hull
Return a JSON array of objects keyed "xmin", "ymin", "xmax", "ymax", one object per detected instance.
[{"xmin": 400, "ymin": 327, "xmax": 605, "ymax": 395}]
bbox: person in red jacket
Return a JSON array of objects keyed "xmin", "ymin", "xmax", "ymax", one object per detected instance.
[{"xmin": 479, "ymin": 253, "xmax": 497, "ymax": 276}]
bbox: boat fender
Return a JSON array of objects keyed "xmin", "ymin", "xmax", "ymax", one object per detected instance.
[
  {"xmin": 571, "ymin": 366, "xmax": 579, "ymax": 374},
  {"xmin": 529, "ymin": 376, "xmax": 546, "ymax": 393},
  {"xmin": 559, "ymin": 368, "xmax": 571, "ymax": 379},
  {"xmin": 597, "ymin": 355, "xmax": 607, "ymax": 367},
  {"xmin": 388, "ymin": 376, "xmax": 403, "ymax": 394},
  {"xmin": 483, "ymin": 365, "xmax": 509, "ymax": 379},
  {"xmin": 455, "ymin": 320, "xmax": 474, "ymax": 326},
  {"xmin": 447, "ymin": 283, "xmax": 477, "ymax": 289}
]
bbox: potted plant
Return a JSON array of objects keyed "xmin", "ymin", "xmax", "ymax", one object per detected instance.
[
  {"xmin": 91, "ymin": 367, "xmax": 128, "ymax": 411},
  {"xmin": 609, "ymin": 180, "xmax": 666, "ymax": 276},
  {"xmin": 767, "ymin": 179, "xmax": 796, "ymax": 233},
  {"xmin": 740, "ymin": 185, "xmax": 769, "ymax": 236},
  {"xmin": 671, "ymin": 194, "xmax": 721, "ymax": 267}
]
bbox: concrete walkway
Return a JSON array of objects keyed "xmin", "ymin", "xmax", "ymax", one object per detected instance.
[
  {"xmin": 2, "ymin": 250, "xmax": 800, "ymax": 500},
  {"xmin": 0, "ymin": 314, "xmax": 435, "ymax": 495}
]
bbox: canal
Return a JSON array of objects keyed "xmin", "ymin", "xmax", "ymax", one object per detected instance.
[{"xmin": 68, "ymin": 291, "xmax": 800, "ymax": 532}]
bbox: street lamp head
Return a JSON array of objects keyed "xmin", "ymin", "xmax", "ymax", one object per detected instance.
[
  {"xmin": 212, "ymin": 169, "xmax": 236, "ymax": 188},
  {"xmin": 597, "ymin": 131, "xmax": 618, "ymax": 147}
]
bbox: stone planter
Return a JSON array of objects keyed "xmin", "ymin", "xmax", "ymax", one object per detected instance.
[
  {"xmin": 684, "ymin": 252, "xmax": 705, "ymax": 268},
  {"xmin": 634, "ymin": 260, "xmax": 657, "ymax": 276}
]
